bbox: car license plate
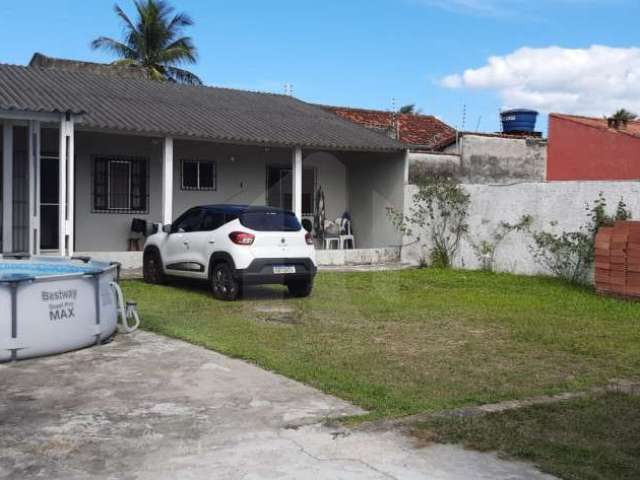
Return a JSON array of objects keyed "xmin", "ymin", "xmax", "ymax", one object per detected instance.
[{"xmin": 273, "ymin": 265, "xmax": 296, "ymax": 274}]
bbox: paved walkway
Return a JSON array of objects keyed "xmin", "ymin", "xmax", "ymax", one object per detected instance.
[{"xmin": 0, "ymin": 332, "xmax": 556, "ymax": 480}]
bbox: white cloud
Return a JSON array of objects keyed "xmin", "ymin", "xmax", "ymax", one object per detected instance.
[{"xmin": 440, "ymin": 45, "xmax": 640, "ymax": 116}]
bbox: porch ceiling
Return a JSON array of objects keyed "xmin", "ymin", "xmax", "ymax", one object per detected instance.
[{"xmin": 0, "ymin": 64, "xmax": 405, "ymax": 153}]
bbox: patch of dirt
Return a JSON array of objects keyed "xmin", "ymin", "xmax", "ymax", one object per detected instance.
[{"xmin": 254, "ymin": 305, "xmax": 302, "ymax": 325}]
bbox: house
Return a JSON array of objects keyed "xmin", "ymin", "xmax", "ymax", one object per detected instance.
[
  {"xmin": 324, "ymin": 106, "xmax": 456, "ymax": 151},
  {"xmin": 547, "ymin": 113, "xmax": 640, "ymax": 181},
  {"xmin": 0, "ymin": 55, "xmax": 408, "ymax": 267}
]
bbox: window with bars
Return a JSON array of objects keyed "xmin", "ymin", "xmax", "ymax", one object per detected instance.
[
  {"xmin": 181, "ymin": 160, "xmax": 217, "ymax": 191},
  {"xmin": 93, "ymin": 156, "xmax": 148, "ymax": 213}
]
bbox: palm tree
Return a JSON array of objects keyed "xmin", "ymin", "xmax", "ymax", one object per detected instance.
[
  {"xmin": 611, "ymin": 109, "xmax": 637, "ymax": 122},
  {"xmin": 91, "ymin": 0, "xmax": 202, "ymax": 85}
]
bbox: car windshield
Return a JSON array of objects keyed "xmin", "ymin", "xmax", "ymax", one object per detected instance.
[{"xmin": 239, "ymin": 210, "xmax": 301, "ymax": 232}]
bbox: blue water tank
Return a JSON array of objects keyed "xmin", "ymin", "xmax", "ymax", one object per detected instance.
[{"xmin": 500, "ymin": 109, "xmax": 538, "ymax": 133}]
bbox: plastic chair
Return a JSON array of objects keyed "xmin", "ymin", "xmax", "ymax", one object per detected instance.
[
  {"xmin": 339, "ymin": 219, "xmax": 355, "ymax": 250},
  {"xmin": 324, "ymin": 237, "xmax": 340, "ymax": 249},
  {"xmin": 323, "ymin": 219, "xmax": 340, "ymax": 249}
]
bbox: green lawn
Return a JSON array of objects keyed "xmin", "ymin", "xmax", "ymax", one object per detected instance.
[
  {"xmin": 413, "ymin": 392, "xmax": 640, "ymax": 480},
  {"xmin": 122, "ymin": 268, "xmax": 640, "ymax": 419}
]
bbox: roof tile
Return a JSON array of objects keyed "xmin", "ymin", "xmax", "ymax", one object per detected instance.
[{"xmin": 324, "ymin": 106, "xmax": 456, "ymax": 150}]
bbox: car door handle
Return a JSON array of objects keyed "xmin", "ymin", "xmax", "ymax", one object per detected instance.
[{"xmin": 208, "ymin": 240, "xmax": 215, "ymax": 244}]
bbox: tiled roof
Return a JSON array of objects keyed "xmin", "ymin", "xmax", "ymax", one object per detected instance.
[
  {"xmin": 324, "ymin": 106, "xmax": 456, "ymax": 151},
  {"xmin": 551, "ymin": 113, "xmax": 640, "ymax": 139},
  {"xmin": 0, "ymin": 63, "xmax": 405, "ymax": 152}
]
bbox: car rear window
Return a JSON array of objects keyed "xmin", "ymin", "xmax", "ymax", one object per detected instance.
[{"xmin": 239, "ymin": 210, "xmax": 301, "ymax": 232}]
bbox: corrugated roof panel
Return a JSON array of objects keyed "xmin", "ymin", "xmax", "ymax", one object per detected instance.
[{"xmin": 0, "ymin": 64, "xmax": 404, "ymax": 151}]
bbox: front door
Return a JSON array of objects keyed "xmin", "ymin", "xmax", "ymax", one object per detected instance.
[
  {"xmin": 266, "ymin": 166, "xmax": 316, "ymax": 215},
  {"xmin": 40, "ymin": 156, "xmax": 59, "ymax": 251}
]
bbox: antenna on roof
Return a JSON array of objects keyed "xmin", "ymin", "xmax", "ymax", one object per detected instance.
[
  {"xmin": 391, "ymin": 97, "xmax": 400, "ymax": 140},
  {"xmin": 461, "ymin": 104, "xmax": 467, "ymax": 131}
]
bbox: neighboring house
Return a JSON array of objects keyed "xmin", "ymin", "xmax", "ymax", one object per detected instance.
[
  {"xmin": 0, "ymin": 55, "xmax": 408, "ymax": 264},
  {"xmin": 547, "ymin": 113, "xmax": 640, "ymax": 181},
  {"xmin": 324, "ymin": 106, "xmax": 456, "ymax": 151}
]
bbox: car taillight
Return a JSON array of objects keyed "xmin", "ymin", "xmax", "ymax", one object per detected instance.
[
  {"xmin": 229, "ymin": 231, "xmax": 255, "ymax": 245},
  {"xmin": 305, "ymin": 232, "xmax": 314, "ymax": 246}
]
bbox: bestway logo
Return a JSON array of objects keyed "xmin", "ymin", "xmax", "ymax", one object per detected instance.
[{"xmin": 42, "ymin": 289, "xmax": 78, "ymax": 302}]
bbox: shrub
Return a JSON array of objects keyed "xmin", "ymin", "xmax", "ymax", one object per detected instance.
[
  {"xmin": 469, "ymin": 216, "xmax": 533, "ymax": 272},
  {"xmin": 529, "ymin": 193, "xmax": 631, "ymax": 284},
  {"xmin": 388, "ymin": 176, "xmax": 470, "ymax": 268}
]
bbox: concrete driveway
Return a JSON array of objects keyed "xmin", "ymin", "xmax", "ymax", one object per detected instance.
[{"xmin": 0, "ymin": 331, "xmax": 556, "ymax": 480}]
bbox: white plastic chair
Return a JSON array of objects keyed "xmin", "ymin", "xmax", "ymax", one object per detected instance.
[
  {"xmin": 339, "ymin": 218, "xmax": 355, "ymax": 249},
  {"xmin": 323, "ymin": 219, "xmax": 340, "ymax": 250},
  {"xmin": 324, "ymin": 237, "xmax": 340, "ymax": 249}
]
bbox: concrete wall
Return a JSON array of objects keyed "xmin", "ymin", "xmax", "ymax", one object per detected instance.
[
  {"xmin": 345, "ymin": 152, "xmax": 406, "ymax": 249},
  {"xmin": 408, "ymin": 152, "xmax": 460, "ymax": 182},
  {"xmin": 73, "ymin": 132, "xmax": 358, "ymax": 251},
  {"xmin": 402, "ymin": 181, "xmax": 640, "ymax": 277},
  {"xmin": 459, "ymin": 135, "xmax": 547, "ymax": 184},
  {"xmin": 409, "ymin": 134, "xmax": 547, "ymax": 185}
]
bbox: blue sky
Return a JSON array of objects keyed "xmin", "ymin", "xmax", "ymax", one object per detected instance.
[{"xmin": 1, "ymin": 0, "xmax": 638, "ymax": 133}]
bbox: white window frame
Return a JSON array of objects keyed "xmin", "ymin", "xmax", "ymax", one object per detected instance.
[{"xmin": 181, "ymin": 159, "xmax": 217, "ymax": 191}]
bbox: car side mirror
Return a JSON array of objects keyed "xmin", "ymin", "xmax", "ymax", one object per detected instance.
[{"xmin": 162, "ymin": 224, "xmax": 172, "ymax": 234}]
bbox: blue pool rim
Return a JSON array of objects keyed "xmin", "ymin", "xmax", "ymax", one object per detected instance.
[{"xmin": 0, "ymin": 256, "xmax": 119, "ymax": 284}]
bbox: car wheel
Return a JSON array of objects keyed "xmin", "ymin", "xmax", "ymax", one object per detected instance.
[
  {"xmin": 211, "ymin": 263, "xmax": 241, "ymax": 301},
  {"xmin": 287, "ymin": 279, "xmax": 313, "ymax": 298},
  {"xmin": 143, "ymin": 249, "xmax": 165, "ymax": 284}
]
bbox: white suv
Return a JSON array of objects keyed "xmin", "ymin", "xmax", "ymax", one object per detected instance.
[{"xmin": 143, "ymin": 205, "xmax": 317, "ymax": 300}]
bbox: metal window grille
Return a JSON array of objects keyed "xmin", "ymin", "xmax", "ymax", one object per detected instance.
[
  {"xmin": 93, "ymin": 156, "xmax": 148, "ymax": 214},
  {"xmin": 12, "ymin": 148, "xmax": 29, "ymax": 253},
  {"xmin": 181, "ymin": 160, "xmax": 217, "ymax": 191}
]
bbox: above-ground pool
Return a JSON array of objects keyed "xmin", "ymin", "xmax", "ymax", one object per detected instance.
[{"xmin": 0, "ymin": 256, "xmax": 135, "ymax": 362}]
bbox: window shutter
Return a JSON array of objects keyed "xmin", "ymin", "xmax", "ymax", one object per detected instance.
[
  {"xmin": 131, "ymin": 158, "xmax": 147, "ymax": 212},
  {"xmin": 94, "ymin": 158, "xmax": 108, "ymax": 211}
]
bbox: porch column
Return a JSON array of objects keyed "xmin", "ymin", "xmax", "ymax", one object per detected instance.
[
  {"xmin": 162, "ymin": 137, "xmax": 174, "ymax": 225},
  {"xmin": 28, "ymin": 120, "xmax": 41, "ymax": 255},
  {"xmin": 292, "ymin": 146, "xmax": 303, "ymax": 219},
  {"xmin": 2, "ymin": 121, "xmax": 13, "ymax": 253},
  {"xmin": 59, "ymin": 113, "xmax": 74, "ymax": 257}
]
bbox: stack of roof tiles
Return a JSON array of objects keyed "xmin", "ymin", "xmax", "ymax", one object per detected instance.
[{"xmin": 595, "ymin": 221, "xmax": 640, "ymax": 297}]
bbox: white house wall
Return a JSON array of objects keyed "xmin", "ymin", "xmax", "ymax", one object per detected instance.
[
  {"xmin": 303, "ymin": 151, "xmax": 348, "ymax": 222},
  {"xmin": 75, "ymin": 132, "xmax": 164, "ymax": 252},
  {"xmin": 73, "ymin": 133, "xmax": 352, "ymax": 252},
  {"xmin": 346, "ymin": 153, "xmax": 406, "ymax": 249},
  {"xmin": 172, "ymin": 140, "xmax": 281, "ymax": 215}
]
